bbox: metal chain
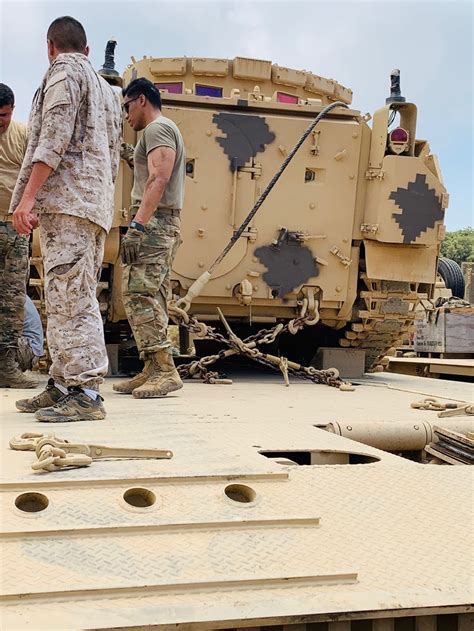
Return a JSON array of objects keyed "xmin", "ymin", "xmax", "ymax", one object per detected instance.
[
  {"xmin": 10, "ymin": 432, "xmax": 66, "ymax": 451},
  {"xmin": 411, "ymin": 397, "xmax": 474, "ymax": 417},
  {"xmin": 411, "ymin": 397, "xmax": 455, "ymax": 411},
  {"xmin": 170, "ymin": 303, "xmax": 346, "ymax": 389},
  {"xmin": 32, "ymin": 445, "xmax": 92, "ymax": 472}
]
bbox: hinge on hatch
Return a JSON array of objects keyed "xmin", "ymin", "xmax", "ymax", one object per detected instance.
[
  {"xmin": 238, "ymin": 163, "xmax": 262, "ymax": 179},
  {"xmin": 360, "ymin": 223, "xmax": 379, "ymax": 235},
  {"xmin": 365, "ymin": 169, "xmax": 385, "ymax": 180},
  {"xmin": 239, "ymin": 227, "xmax": 258, "ymax": 242},
  {"xmin": 310, "ymin": 130, "xmax": 321, "ymax": 156},
  {"xmin": 330, "ymin": 245, "xmax": 352, "ymax": 267}
]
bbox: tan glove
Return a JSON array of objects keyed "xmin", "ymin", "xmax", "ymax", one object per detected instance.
[{"xmin": 120, "ymin": 142, "xmax": 134, "ymax": 169}]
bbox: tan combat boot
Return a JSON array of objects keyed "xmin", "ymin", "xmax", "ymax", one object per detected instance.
[
  {"xmin": 113, "ymin": 360, "xmax": 151, "ymax": 394},
  {"xmin": 132, "ymin": 350, "xmax": 183, "ymax": 399},
  {"xmin": 0, "ymin": 349, "xmax": 38, "ymax": 389}
]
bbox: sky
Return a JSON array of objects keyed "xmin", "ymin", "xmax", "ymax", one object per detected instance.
[{"xmin": 0, "ymin": 0, "xmax": 472, "ymax": 230}]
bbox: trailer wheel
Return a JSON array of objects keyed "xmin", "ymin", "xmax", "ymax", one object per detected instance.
[{"xmin": 437, "ymin": 257, "xmax": 465, "ymax": 298}]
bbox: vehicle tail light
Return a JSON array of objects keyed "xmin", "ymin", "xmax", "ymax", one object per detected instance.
[
  {"xmin": 196, "ymin": 85, "xmax": 223, "ymax": 97},
  {"xmin": 388, "ymin": 127, "xmax": 409, "ymax": 154},
  {"xmin": 390, "ymin": 127, "xmax": 409, "ymax": 142},
  {"xmin": 277, "ymin": 92, "xmax": 299, "ymax": 104},
  {"xmin": 154, "ymin": 82, "xmax": 183, "ymax": 94}
]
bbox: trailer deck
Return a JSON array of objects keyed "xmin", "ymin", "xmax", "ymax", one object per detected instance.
[{"xmin": 1, "ymin": 371, "xmax": 472, "ymax": 630}]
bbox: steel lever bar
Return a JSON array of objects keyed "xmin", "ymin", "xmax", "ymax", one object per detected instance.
[{"xmin": 35, "ymin": 437, "xmax": 173, "ymax": 459}]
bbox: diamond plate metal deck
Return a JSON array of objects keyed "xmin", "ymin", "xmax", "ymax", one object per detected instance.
[{"xmin": 1, "ymin": 372, "xmax": 473, "ymax": 629}]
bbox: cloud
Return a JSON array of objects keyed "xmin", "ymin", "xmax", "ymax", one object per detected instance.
[{"xmin": 0, "ymin": 0, "xmax": 471, "ymax": 228}]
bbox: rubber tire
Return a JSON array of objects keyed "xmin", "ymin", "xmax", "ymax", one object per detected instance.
[{"xmin": 437, "ymin": 257, "xmax": 465, "ymax": 298}]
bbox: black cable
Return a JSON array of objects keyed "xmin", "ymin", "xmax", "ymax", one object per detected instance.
[
  {"xmin": 388, "ymin": 109, "xmax": 396, "ymax": 128},
  {"xmin": 209, "ymin": 100, "xmax": 349, "ymax": 272}
]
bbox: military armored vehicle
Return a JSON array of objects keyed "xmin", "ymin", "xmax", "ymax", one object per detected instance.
[
  {"xmin": 9, "ymin": 50, "xmax": 471, "ymax": 631},
  {"xmin": 30, "ymin": 53, "xmax": 449, "ymax": 372}
]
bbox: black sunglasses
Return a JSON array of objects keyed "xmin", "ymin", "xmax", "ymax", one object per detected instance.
[{"xmin": 122, "ymin": 96, "xmax": 140, "ymax": 114}]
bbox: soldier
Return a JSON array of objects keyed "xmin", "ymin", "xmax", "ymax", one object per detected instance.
[
  {"xmin": 17, "ymin": 295, "xmax": 45, "ymax": 372},
  {"xmin": 114, "ymin": 78, "xmax": 185, "ymax": 398},
  {"xmin": 0, "ymin": 83, "xmax": 38, "ymax": 388},
  {"xmin": 11, "ymin": 16, "xmax": 122, "ymax": 421}
]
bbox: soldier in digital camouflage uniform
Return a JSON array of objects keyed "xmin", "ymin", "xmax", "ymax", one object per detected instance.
[
  {"xmin": 113, "ymin": 78, "xmax": 185, "ymax": 398},
  {"xmin": 11, "ymin": 16, "xmax": 121, "ymax": 421},
  {"xmin": 0, "ymin": 83, "xmax": 38, "ymax": 389}
]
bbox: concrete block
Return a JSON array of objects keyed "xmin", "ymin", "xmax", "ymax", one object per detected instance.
[{"xmin": 311, "ymin": 347, "xmax": 365, "ymax": 378}]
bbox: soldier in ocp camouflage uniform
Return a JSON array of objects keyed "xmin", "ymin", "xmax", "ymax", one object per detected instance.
[
  {"xmin": 113, "ymin": 79, "xmax": 185, "ymax": 398},
  {"xmin": 0, "ymin": 83, "xmax": 38, "ymax": 388},
  {"xmin": 11, "ymin": 16, "xmax": 121, "ymax": 421}
]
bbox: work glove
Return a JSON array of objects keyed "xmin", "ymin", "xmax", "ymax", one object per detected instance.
[
  {"xmin": 120, "ymin": 228, "xmax": 144, "ymax": 265},
  {"xmin": 120, "ymin": 142, "xmax": 134, "ymax": 169}
]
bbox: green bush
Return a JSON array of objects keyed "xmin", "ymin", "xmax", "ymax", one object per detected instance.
[{"xmin": 440, "ymin": 227, "xmax": 474, "ymax": 266}]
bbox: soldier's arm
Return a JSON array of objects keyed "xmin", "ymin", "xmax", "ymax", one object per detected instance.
[
  {"xmin": 109, "ymin": 93, "xmax": 122, "ymax": 182},
  {"xmin": 12, "ymin": 162, "xmax": 53, "ymax": 233},
  {"xmin": 32, "ymin": 68, "xmax": 80, "ymax": 171},
  {"xmin": 134, "ymin": 146, "xmax": 175, "ymax": 226},
  {"xmin": 12, "ymin": 66, "xmax": 80, "ymax": 234}
]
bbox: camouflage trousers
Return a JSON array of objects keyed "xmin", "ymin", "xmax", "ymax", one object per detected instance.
[
  {"xmin": 122, "ymin": 213, "xmax": 181, "ymax": 357},
  {"xmin": 0, "ymin": 220, "xmax": 29, "ymax": 350},
  {"xmin": 40, "ymin": 214, "xmax": 108, "ymax": 389}
]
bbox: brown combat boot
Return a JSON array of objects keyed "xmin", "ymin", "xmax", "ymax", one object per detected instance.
[
  {"xmin": 0, "ymin": 349, "xmax": 38, "ymax": 389},
  {"xmin": 132, "ymin": 350, "xmax": 183, "ymax": 399},
  {"xmin": 16, "ymin": 378, "xmax": 65, "ymax": 412},
  {"xmin": 113, "ymin": 360, "xmax": 151, "ymax": 394},
  {"xmin": 16, "ymin": 336, "xmax": 37, "ymax": 371}
]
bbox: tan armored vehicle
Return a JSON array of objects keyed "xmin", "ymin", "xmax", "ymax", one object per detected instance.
[
  {"xmin": 8, "ymin": 51, "xmax": 473, "ymax": 629},
  {"xmin": 31, "ymin": 53, "xmax": 448, "ymax": 373}
]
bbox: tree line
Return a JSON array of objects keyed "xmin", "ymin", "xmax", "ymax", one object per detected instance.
[{"xmin": 440, "ymin": 227, "xmax": 474, "ymax": 266}]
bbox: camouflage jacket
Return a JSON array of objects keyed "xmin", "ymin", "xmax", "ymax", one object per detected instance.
[{"xmin": 10, "ymin": 53, "xmax": 122, "ymax": 232}]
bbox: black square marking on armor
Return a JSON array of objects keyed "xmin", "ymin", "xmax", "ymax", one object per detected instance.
[
  {"xmin": 255, "ymin": 241, "xmax": 319, "ymax": 298},
  {"xmin": 213, "ymin": 113, "xmax": 275, "ymax": 172},
  {"xmin": 389, "ymin": 173, "xmax": 444, "ymax": 244}
]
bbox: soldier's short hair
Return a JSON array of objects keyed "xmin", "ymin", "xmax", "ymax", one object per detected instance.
[
  {"xmin": 123, "ymin": 78, "xmax": 162, "ymax": 110},
  {"xmin": 0, "ymin": 83, "xmax": 15, "ymax": 108},
  {"xmin": 47, "ymin": 16, "xmax": 87, "ymax": 52}
]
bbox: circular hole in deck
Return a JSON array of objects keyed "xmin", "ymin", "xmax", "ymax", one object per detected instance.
[
  {"xmin": 123, "ymin": 487, "xmax": 156, "ymax": 508},
  {"xmin": 15, "ymin": 492, "xmax": 49, "ymax": 513},
  {"xmin": 224, "ymin": 483, "xmax": 257, "ymax": 504}
]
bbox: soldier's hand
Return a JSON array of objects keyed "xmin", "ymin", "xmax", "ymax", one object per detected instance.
[
  {"xmin": 12, "ymin": 198, "xmax": 38, "ymax": 235},
  {"xmin": 120, "ymin": 142, "xmax": 134, "ymax": 169},
  {"xmin": 120, "ymin": 228, "xmax": 144, "ymax": 265}
]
